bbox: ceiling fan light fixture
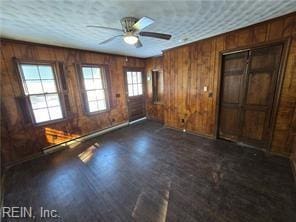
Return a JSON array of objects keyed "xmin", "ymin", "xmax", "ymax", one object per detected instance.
[
  {"xmin": 123, "ymin": 33, "xmax": 138, "ymax": 45},
  {"xmin": 90, "ymin": 16, "xmax": 171, "ymax": 47}
]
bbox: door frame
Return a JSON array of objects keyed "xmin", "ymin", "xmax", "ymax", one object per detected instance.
[
  {"xmin": 214, "ymin": 38, "xmax": 292, "ymax": 152},
  {"xmin": 123, "ymin": 67, "xmax": 147, "ymax": 122}
]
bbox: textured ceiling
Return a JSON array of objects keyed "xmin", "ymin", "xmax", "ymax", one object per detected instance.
[{"xmin": 1, "ymin": 0, "xmax": 296, "ymax": 58}]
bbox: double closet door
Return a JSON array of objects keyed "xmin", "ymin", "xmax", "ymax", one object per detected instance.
[{"xmin": 219, "ymin": 44, "xmax": 283, "ymax": 148}]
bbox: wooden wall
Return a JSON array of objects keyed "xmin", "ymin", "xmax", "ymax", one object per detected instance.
[
  {"xmin": 162, "ymin": 12, "xmax": 296, "ymax": 156},
  {"xmin": 0, "ymin": 40, "xmax": 145, "ymax": 166},
  {"xmin": 1, "ymin": 13, "xmax": 296, "ymax": 168},
  {"xmin": 145, "ymin": 56, "xmax": 164, "ymax": 122}
]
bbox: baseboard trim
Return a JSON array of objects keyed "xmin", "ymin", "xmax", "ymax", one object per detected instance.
[
  {"xmin": 164, "ymin": 124, "xmax": 215, "ymax": 140},
  {"xmin": 5, "ymin": 152, "xmax": 44, "ymax": 170},
  {"xmin": 146, "ymin": 116, "xmax": 164, "ymax": 124},
  {"xmin": 269, "ymin": 151, "xmax": 290, "ymax": 158},
  {"xmin": 129, "ymin": 117, "xmax": 147, "ymax": 125},
  {"xmin": 163, "ymin": 125, "xmax": 292, "ymax": 159}
]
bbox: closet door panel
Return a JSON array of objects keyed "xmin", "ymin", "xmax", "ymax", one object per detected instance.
[
  {"xmin": 241, "ymin": 44, "xmax": 283, "ymax": 147},
  {"xmin": 246, "ymin": 72, "xmax": 272, "ymax": 106},
  {"xmin": 222, "ymin": 75, "xmax": 243, "ymax": 104},
  {"xmin": 242, "ymin": 110, "xmax": 266, "ymax": 141},
  {"xmin": 219, "ymin": 51, "xmax": 248, "ymax": 141}
]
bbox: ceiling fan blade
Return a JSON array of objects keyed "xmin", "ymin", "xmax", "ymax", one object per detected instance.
[
  {"xmin": 87, "ymin": 25, "xmax": 122, "ymax": 32},
  {"xmin": 132, "ymin": 17, "xmax": 154, "ymax": 31},
  {"xmin": 139, "ymin": 31, "xmax": 171, "ymax": 40},
  {"xmin": 135, "ymin": 39, "xmax": 143, "ymax": 48},
  {"xmin": 99, "ymin": 35, "xmax": 123, "ymax": 45}
]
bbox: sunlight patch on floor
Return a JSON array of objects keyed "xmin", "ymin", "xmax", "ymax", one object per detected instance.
[{"xmin": 78, "ymin": 143, "xmax": 100, "ymax": 163}]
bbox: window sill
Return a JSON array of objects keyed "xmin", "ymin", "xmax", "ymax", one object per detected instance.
[
  {"xmin": 33, "ymin": 117, "xmax": 68, "ymax": 127},
  {"xmin": 85, "ymin": 109, "xmax": 110, "ymax": 117},
  {"xmin": 30, "ymin": 114, "xmax": 76, "ymax": 127}
]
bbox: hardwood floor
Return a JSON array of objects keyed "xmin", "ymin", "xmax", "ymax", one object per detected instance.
[{"xmin": 3, "ymin": 120, "xmax": 296, "ymax": 222}]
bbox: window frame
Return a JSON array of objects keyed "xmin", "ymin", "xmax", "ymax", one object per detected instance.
[
  {"xmin": 152, "ymin": 70, "xmax": 160, "ymax": 103},
  {"xmin": 15, "ymin": 59, "xmax": 67, "ymax": 126},
  {"xmin": 124, "ymin": 68, "xmax": 145, "ymax": 98},
  {"xmin": 77, "ymin": 63, "xmax": 111, "ymax": 115}
]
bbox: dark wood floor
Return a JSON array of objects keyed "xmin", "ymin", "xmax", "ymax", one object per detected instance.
[{"xmin": 3, "ymin": 120, "xmax": 296, "ymax": 222}]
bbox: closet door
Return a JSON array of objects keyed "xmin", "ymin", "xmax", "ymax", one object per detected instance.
[
  {"xmin": 219, "ymin": 51, "xmax": 248, "ymax": 141},
  {"xmin": 219, "ymin": 44, "xmax": 283, "ymax": 149},
  {"xmin": 241, "ymin": 45, "xmax": 283, "ymax": 147}
]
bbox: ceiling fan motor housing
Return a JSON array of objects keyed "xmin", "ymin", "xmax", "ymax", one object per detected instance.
[{"xmin": 120, "ymin": 17, "xmax": 138, "ymax": 33}]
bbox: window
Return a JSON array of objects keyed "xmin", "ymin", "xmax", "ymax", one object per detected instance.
[
  {"xmin": 81, "ymin": 66, "xmax": 109, "ymax": 113},
  {"xmin": 18, "ymin": 63, "xmax": 64, "ymax": 124},
  {"xmin": 126, "ymin": 71, "xmax": 143, "ymax": 96}
]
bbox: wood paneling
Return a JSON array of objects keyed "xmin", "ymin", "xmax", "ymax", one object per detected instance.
[
  {"xmin": 162, "ymin": 12, "xmax": 296, "ymax": 155},
  {"xmin": 145, "ymin": 57, "xmax": 164, "ymax": 123},
  {"xmin": 0, "ymin": 40, "xmax": 145, "ymax": 165}
]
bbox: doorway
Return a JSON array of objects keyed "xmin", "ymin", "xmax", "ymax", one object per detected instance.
[
  {"xmin": 218, "ymin": 43, "xmax": 283, "ymax": 149},
  {"xmin": 124, "ymin": 68, "xmax": 146, "ymax": 122}
]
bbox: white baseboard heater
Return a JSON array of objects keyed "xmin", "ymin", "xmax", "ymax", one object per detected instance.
[{"xmin": 44, "ymin": 121, "xmax": 129, "ymax": 154}]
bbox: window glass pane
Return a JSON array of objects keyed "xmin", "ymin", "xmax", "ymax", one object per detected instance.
[
  {"xmin": 84, "ymin": 79, "xmax": 95, "ymax": 90},
  {"xmin": 42, "ymin": 80, "xmax": 57, "ymax": 93},
  {"xmin": 81, "ymin": 65, "xmax": 108, "ymax": 113},
  {"xmin": 33, "ymin": 108, "xmax": 50, "ymax": 123},
  {"xmin": 87, "ymin": 90, "xmax": 97, "ymax": 101},
  {"xmin": 98, "ymin": 100, "xmax": 106, "ymax": 110},
  {"xmin": 20, "ymin": 63, "xmax": 64, "ymax": 124},
  {"xmin": 133, "ymin": 84, "xmax": 138, "ymax": 96},
  {"xmin": 93, "ymin": 79, "xmax": 103, "ymax": 89},
  {"xmin": 82, "ymin": 67, "xmax": 93, "ymax": 79},
  {"xmin": 138, "ymin": 84, "xmax": 143, "ymax": 95},
  {"xmin": 96, "ymin": 90, "xmax": 105, "ymax": 100},
  {"xmin": 30, "ymin": 95, "xmax": 46, "ymax": 109},
  {"xmin": 48, "ymin": 106, "xmax": 63, "ymax": 120},
  {"xmin": 46, "ymin": 94, "xmax": 60, "ymax": 107},
  {"xmin": 88, "ymin": 101, "xmax": 98, "ymax": 112},
  {"xmin": 26, "ymin": 80, "xmax": 43, "ymax": 94},
  {"xmin": 137, "ymin": 72, "xmax": 142, "ymax": 83},
  {"xmin": 92, "ymin": 68, "xmax": 101, "ymax": 79},
  {"xmin": 127, "ymin": 72, "xmax": 132, "ymax": 84},
  {"xmin": 132, "ymin": 72, "xmax": 137, "ymax": 84},
  {"xmin": 21, "ymin": 65, "xmax": 40, "ymax": 80},
  {"xmin": 38, "ymin": 65, "xmax": 54, "ymax": 79},
  {"xmin": 128, "ymin": 84, "xmax": 133, "ymax": 96}
]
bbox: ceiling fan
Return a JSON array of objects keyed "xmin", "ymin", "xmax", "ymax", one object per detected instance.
[{"xmin": 87, "ymin": 16, "xmax": 172, "ymax": 48}]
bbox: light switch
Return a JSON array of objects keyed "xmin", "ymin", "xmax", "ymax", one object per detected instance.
[{"xmin": 203, "ymin": 86, "xmax": 208, "ymax": 92}]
